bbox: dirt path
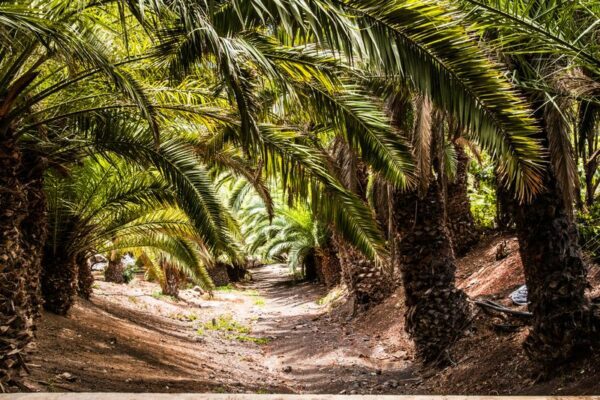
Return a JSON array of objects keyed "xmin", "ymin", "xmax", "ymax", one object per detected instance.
[{"xmin": 25, "ymin": 264, "xmax": 414, "ymax": 394}]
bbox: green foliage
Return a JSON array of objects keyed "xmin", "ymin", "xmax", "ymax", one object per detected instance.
[
  {"xmin": 253, "ymin": 297, "xmax": 266, "ymax": 307},
  {"xmin": 239, "ymin": 198, "xmax": 325, "ymax": 276},
  {"xmin": 579, "ymin": 203, "xmax": 600, "ymax": 262},
  {"xmin": 469, "ymin": 156, "xmax": 497, "ymax": 229},
  {"xmin": 225, "ymin": 334, "xmax": 270, "ymax": 345},
  {"xmin": 203, "ymin": 314, "xmax": 250, "ymax": 334},
  {"xmin": 122, "ymin": 264, "xmax": 138, "ymax": 284}
]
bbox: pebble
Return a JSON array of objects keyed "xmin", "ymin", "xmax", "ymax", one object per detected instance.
[{"xmin": 57, "ymin": 372, "xmax": 76, "ymax": 382}]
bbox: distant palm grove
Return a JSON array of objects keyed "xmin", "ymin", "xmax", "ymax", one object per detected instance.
[{"xmin": 1, "ymin": 0, "xmax": 600, "ymax": 392}]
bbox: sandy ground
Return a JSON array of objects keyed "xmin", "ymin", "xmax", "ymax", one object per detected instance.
[
  {"xmin": 24, "ymin": 264, "xmax": 414, "ymax": 394},
  {"xmin": 22, "ymin": 235, "xmax": 600, "ymax": 394}
]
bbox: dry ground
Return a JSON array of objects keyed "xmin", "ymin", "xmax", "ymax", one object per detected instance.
[{"xmin": 21, "ymin": 234, "xmax": 600, "ymax": 394}]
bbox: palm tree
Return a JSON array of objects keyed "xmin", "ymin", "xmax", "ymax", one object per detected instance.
[
  {"xmin": 446, "ymin": 137, "xmax": 481, "ymax": 256},
  {"xmin": 0, "ymin": 0, "xmax": 161, "ymax": 384},
  {"xmin": 458, "ymin": 0, "xmax": 600, "ymax": 366},
  {"xmin": 383, "ymin": 95, "xmax": 472, "ymax": 363},
  {"xmin": 329, "ymin": 139, "xmax": 393, "ymax": 307},
  {"xmin": 42, "ymin": 156, "xmax": 220, "ymax": 313}
]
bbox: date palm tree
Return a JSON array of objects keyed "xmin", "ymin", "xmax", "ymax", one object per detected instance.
[
  {"xmin": 458, "ymin": 0, "xmax": 600, "ymax": 367},
  {"xmin": 43, "ymin": 156, "xmax": 223, "ymax": 313},
  {"xmin": 0, "ymin": 0, "xmax": 161, "ymax": 384}
]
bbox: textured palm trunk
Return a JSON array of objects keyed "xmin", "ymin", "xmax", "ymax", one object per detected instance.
[
  {"xmin": 41, "ymin": 249, "xmax": 78, "ymax": 315},
  {"xmin": 446, "ymin": 145, "xmax": 479, "ymax": 256},
  {"xmin": 303, "ymin": 251, "xmax": 318, "ymax": 281},
  {"xmin": 77, "ymin": 255, "xmax": 94, "ymax": 300},
  {"xmin": 514, "ymin": 169, "xmax": 592, "ymax": 366},
  {"xmin": 511, "ymin": 99, "xmax": 594, "ymax": 366},
  {"xmin": 104, "ymin": 253, "xmax": 125, "ymax": 284},
  {"xmin": 330, "ymin": 139, "xmax": 392, "ymax": 308},
  {"xmin": 19, "ymin": 153, "xmax": 48, "ymax": 321},
  {"xmin": 315, "ymin": 243, "xmax": 341, "ymax": 288},
  {"xmin": 160, "ymin": 262, "xmax": 183, "ymax": 298},
  {"xmin": 334, "ymin": 237, "xmax": 391, "ymax": 307},
  {"xmin": 394, "ymin": 181, "xmax": 472, "ymax": 363},
  {"xmin": 0, "ymin": 133, "xmax": 34, "ymax": 387},
  {"xmin": 225, "ymin": 262, "xmax": 247, "ymax": 283}
]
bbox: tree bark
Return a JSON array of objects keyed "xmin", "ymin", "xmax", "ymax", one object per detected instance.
[
  {"xmin": 77, "ymin": 255, "xmax": 94, "ymax": 300},
  {"xmin": 104, "ymin": 253, "xmax": 125, "ymax": 284},
  {"xmin": 41, "ymin": 250, "xmax": 78, "ymax": 315},
  {"xmin": 514, "ymin": 165, "xmax": 592, "ymax": 366},
  {"xmin": 208, "ymin": 262, "xmax": 230, "ymax": 287},
  {"xmin": 315, "ymin": 243, "xmax": 341, "ymax": 288},
  {"xmin": 303, "ymin": 251, "xmax": 318, "ymax": 282},
  {"xmin": 19, "ymin": 152, "xmax": 48, "ymax": 321},
  {"xmin": 512, "ymin": 101, "xmax": 594, "ymax": 367},
  {"xmin": 330, "ymin": 139, "xmax": 392, "ymax": 308},
  {"xmin": 446, "ymin": 144, "xmax": 479, "ymax": 256},
  {"xmin": 0, "ymin": 133, "xmax": 34, "ymax": 387},
  {"xmin": 160, "ymin": 261, "xmax": 183, "ymax": 298},
  {"xmin": 394, "ymin": 181, "xmax": 472, "ymax": 364},
  {"xmin": 333, "ymin": 237, "xmax": 391, "ymax": 307}
]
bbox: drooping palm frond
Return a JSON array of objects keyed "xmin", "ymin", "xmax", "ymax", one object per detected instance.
[
  {"xmin": 341, "ymin": 0, "xmax": 545, "ymax": 200},
  {"xmin": 65, "ymin": 114, "xmax": 235, "ymax": 256},
  {"xmin": 256, "ymin": 124, "xmax": 388, "ymax": 262},
  {"xmin": 45, "ymin": 155, "xmax": 219, "ymax": 290},
  {"xmin": 105, "ymin": 230, "xmax": 215, "ymax": 291}
]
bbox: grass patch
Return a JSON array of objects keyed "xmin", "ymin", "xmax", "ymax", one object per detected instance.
[
  {"xmin": 200, "ymin": 314, "xmax": 269, "ymax": 344},
  {"xmin": 151, "ymin": 290, "xmax": 177, "ymax": 301},
  {"xmin": 214, "ymin": 284, "xmax": 236, "ymax": 292},
  {"xmin": 226, "ymin": 334, "xmax": 270, "ymax": 345},
  {"xmin": 169, "ymin": 312, "xmax": 198, "ymax": 322},
  {"xmin": 253, "ymin": 297, "xmax": 266, "ymax": 307},
  {"xmin": 203, "ymin": 314, "xmax": 250, "ymax": 334}
]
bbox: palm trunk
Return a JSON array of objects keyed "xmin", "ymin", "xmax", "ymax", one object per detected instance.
[
  {"xmin": 41, "ymin": 250, "xmax": 78, "ymax": 315},
  {"xmin": 19, "ymin": 152, "xmax": 48, "ymax": 321},
  {"xmin": 160, "ymin": 261, "xmax": 183, "ymax": 298},
  {"xmin": 303, "ymin": 251, "xmax": 318, "ymax": 281},
  {"xmin": 330, "ymin": 139, "xmax": 392, "ymax": 308},
  {"xmin": 334, "ymin": 237, "xmax": 391, "ymax": 307},
  {"xmin": 0, "ymin": 133, "xmax": 33, "ymax": 387},
  {"xmin": 446, "ymin": 144, "xmax": 479, "ymax": 256},
  {"xmin": 514, "ymin": 166, "xmax": 592, "ymax": 366},
  {"xmin": 315, "ymin": 242, "xmax": 341, "ymax": 288},
  {"xmin": 512, "ymin": 100, "xmax": 594, "ymax": 366},
  {"xmin": 394, "ymin": 181, "xmax": 472, "ymax": 363},
  {"xmin": 77, "ymin": 255, "xmax": 94, "ymax": 300},
  {"xmin": 104, "ymin": 252, "xmax": 125, "ymax": 283}
]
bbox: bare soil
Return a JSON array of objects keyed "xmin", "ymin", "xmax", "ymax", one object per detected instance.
[{"xmin": 22, "ymin": 235, "xmax": 600, "ymax": 394}]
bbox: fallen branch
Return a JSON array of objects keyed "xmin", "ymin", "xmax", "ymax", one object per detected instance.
[{"xmin": 472, "ymin": 299, "xmax": 532, "ymax": 318}]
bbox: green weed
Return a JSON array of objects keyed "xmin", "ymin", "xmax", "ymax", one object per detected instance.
[
  {"xmin": 225, "ymin": 334, "xmax": 270, "ymax": 345},
  {"xmin": 253, "ymin": 297, "xmax": 266, "ymax": 307},
  {"xmin": 203, "ymin": 314, "xmax": 250, "ymax": 334}
]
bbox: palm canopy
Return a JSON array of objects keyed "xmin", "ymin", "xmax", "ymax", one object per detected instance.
[
  {"xmin": 4, "ymin": 0, "xmax": 551, "ymax": 264},
  {"xmin": 45, "ymin": 156, "xmax": 217, "ymax": 290},
  {"xmin": 139, "ymin": 0, "xmax": 545, "ymax": 200}
]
